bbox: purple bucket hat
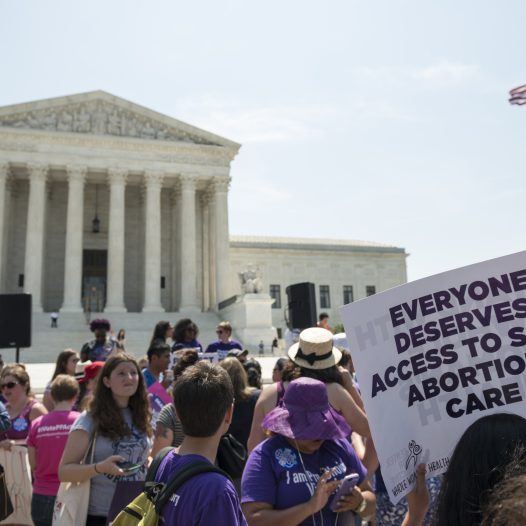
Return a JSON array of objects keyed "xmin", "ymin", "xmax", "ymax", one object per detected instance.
[{"xmin": 262, "ymin": 377, "xmax": 351, "ymax": 440}]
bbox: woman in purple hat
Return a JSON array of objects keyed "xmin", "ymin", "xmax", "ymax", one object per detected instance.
[
  {"xmin": 247, "ymin": 327, "xmax": 369, "ymax": 453},
  {"xmin": 241, "ymin": 377, "xmax": 375, "ymax": 526}
]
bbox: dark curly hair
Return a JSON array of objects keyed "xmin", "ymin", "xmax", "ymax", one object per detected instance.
[
  {"xmin": 90, "ymin": 318, "xmax": 111, "ymax": 333},
  {"xmin": 281, "ymin": 360, "xmax": 343, "ymax": 385},
  {"xmin": 88, "ymin": 353, "xmax": 152, "ymax": 440},
  {"xmin": 173, "ymin": 318, "xmax": 199, "ymax": 344},
  {"xmin": 172, "ymin": 349, "xmax": 200, "ymax": 381}
]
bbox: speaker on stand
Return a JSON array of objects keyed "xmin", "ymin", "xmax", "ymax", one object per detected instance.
[
  {"xmin": 0, "ymin": 294, "xmax": 32, "ymax": 362},
  {"xmin": 285, "ymin": 282, "xmax": 317, "ymax": 330}
]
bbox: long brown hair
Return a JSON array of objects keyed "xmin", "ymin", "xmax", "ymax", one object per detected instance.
[
  {"xmin": 51, "ymin": 349, "xmax": 78, "ymax": 381},
  {"xmin": 89, "ymin": 354, "xmax": 152, "ymax": 439},
  {"xmin": 220, "ymin": 357, "xmax": 253, "ymax": 403}
]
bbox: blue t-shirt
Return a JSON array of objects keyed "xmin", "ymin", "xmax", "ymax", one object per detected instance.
[
  {"xmin": 142, "ymin": 368, "xmax": 157, "ymax": 388},
  {"xmin": 156, "ymin": 451, "xmax": 247, "ymax": 526},
  {"xmin": 205, "ymin": 340, "xmax": 243, "ymax": 360},
  {"xmin": 241, "ymin": 435, "xmax": 367, "ymax": 526}
]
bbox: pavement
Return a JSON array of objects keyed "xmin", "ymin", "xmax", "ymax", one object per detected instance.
[{"xmin": 23, "ymin": 354, "xmax": 283, "ymax": 394}]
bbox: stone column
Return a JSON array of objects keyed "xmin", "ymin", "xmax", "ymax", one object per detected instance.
[
  {"xmin": 213, "ymin": 177, "xmax": 232, "ymax": 305},
  {"xmin": 208, "ymin": 187, "xmax": 217, "ymax": 310},
  {"xmin": 61, "ymin": 165, "xmax": 87, "ymax": 312},
  {"xmin": 24, "ymin": 163, "xmax": 48, "ymax": 312},
  {"xmin": 0, "ymin": 163, "xmax": 8, "ymax": 291},
  {"xmin": 105, "ymin": 168, "xmax": 128, "ymax": 313},
  {"xmin": 201, "ymin": 192, "xmax": 210, "ymax": 312},
  {"xmin": 178, "ymin": 175, "xmax": 199, "ymax": 310},
  {"xmin": 142, "ymin": 170, "xmax": 165, "ymax": 312}
]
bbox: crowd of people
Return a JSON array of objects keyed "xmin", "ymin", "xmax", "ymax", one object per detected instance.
[{"xmin": 0, "ymin": 314, "xmax": 524, "ymax": 526}]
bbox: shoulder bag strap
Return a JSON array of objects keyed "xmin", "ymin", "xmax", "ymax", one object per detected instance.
[{"xmin": 146, "ymin": 447, "xmax": 175, "ymax": 482}]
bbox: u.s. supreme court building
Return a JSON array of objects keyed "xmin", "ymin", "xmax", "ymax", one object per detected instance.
[{"xmin": 0, "ymin": 91, "xmax": 407, "ymax": 339}]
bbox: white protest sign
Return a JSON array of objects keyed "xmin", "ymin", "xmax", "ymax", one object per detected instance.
[{"xmin": 340, "ymin": 251, "xmax": 526, "ymax": 503}]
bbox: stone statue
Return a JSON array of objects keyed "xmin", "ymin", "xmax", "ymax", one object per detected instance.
[
  {"xmin": 75, "ymin": 107, "xmax": 91, "ymax": 133},
  {"xmin": 239, "ymin": 265, "xmax": 264, "ymax": 294},
  {"xmin": 91, "ymin": 104, "xmax": 107, "ymax": 135},
  {"xmin": 107, "ymin": 111, "xmax": 121, "ymax": 135},
  {"xmin": 57, "ymin": 111, "xmax": 73, "ymax": 132}
]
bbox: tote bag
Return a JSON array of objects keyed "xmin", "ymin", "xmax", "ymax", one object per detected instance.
[{"xmin": 52, "ymin": 434, "xmax": 97, "ymax": 526}]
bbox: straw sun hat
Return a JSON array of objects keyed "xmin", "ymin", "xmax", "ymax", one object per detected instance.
[{"xmin": 288, "ymin": 327, "xmax": 342, "ymax": 370}]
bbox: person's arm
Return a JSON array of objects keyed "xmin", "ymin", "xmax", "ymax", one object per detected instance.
[
  {"xmin": 80, "ymin": 343, "xmax": 89, "ymax": 363},
  {"xmin": 328, "ymin": 384, "xmax": 370, "ymax": 438},
  {"xmin": 402, "ymin": 464, "xmax": 429, "ymax": 526},
  {"xmin": 28, "ymin": 446, "xmax": 36, "ymax": 474},
  {"xmin": 0, "ymin": 401, "xmax": 10, "ymax": 433},
  {"xmin": 247, "ymin": 385, "xmax": 277, "ymax": 453},
  {"xmin": 339, "ymin": 369, "xmax": 365, "ymax": 411},
  {"xmin": 29, "ymin": 403, "xmax": 48, "ymax": 421},
  {"xmin": 242, "ymin": 471, "xmax": 340, "ymax": 526},
  {"xmin": 151, "ymin": 422, "xmax": 174, "ymax": 458},
  {"xmin": 42, "ymin": 391, "xmax": 54, "ymax": 412},
  {"xmin": 59, "ymin": 429, "xmax": 125, "ymax": 482}
]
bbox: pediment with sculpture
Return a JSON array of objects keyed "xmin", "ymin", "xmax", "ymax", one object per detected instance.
[{"xmin": 0, "ymin": 96, "xmax": 222, "ymax": 146}]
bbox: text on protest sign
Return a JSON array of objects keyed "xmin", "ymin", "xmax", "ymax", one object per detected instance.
[{"xmin": 340, "ymin": 251, "xmax": 526, "ymax": 503}]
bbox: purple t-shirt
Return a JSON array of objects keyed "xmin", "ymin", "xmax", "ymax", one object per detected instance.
[
  {"xmin": 156, "ymin": 451, "xmax": 247, "ymax": 526},
  {"xmin": 241, "ymin": 435, "xmax": 367, "ymax": 526},
  {"xmin": 205, "ymin": 340, "xmax": 243, "ymax": 360}
]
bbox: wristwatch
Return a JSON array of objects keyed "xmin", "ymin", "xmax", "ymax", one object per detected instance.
[{"xmin": 355, "ymin": 496, "xmax": 367, "ymax": 514}]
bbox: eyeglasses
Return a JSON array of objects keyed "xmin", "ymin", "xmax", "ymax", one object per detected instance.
[
  {"xmin": 216, "ymin": 330, "xmax": 224, "ymax": 334},
  {"xmin": 1, "ymin": 381, "xmax": 20, "ymax": 390}
]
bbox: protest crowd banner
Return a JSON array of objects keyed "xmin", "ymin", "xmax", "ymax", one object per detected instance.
[{"xmin": 340, "ymin": 251, "xmax": 526, "ymax": 503}]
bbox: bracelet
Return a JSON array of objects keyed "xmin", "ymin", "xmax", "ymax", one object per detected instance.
[
  {"xmin": 355, "ymin": 496, "xmax": 367, "ymax": 514},
  {"xmin": 93, "ymin": 463, "xmax": 101, "ymax": 474}
]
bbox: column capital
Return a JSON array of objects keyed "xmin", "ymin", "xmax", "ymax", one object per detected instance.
[
  {"xmin": 108, "ymin": 166, "xmax": 128, "ymax": 184},
  {"xmin": 211, "ymin": 176, "xmax": 231, "ymax": 193},
  {"xmin": 27, "ymin": 162, "xmax": 48, "ymax": 179},
  {"xmin": 66, "ymin": 165, "xmax": 88, "ymax": 183},
  {"xmin": 144, "ymin": 170, "xmax": 164, "ymax": 188},
  {"xmin": 200, "ymin": 191, "xmax": 212, "ymax": 207},
  {"xmin": 179, "ymin": 174, "xmax": 197, "ymax": 191}
]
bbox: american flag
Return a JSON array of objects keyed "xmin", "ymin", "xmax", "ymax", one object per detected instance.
[{"xmin": 509, "ymin": 84, "xmax": 526, "ymax": 105}]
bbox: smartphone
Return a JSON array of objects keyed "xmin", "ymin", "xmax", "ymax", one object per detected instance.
[
  {"xmin": 330, "ymin": 473, "xmax": 360, "ymax": 511},
  {"xmin": 116, "ymin": 461, "xmax": 141, "ymax": 475}
]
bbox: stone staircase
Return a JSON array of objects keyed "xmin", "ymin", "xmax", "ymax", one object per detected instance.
[{"xmin": 6, "ymin": 311, "xmax": 226, "ymax": 364}]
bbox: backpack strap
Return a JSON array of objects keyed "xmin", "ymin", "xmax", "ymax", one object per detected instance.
[
  {"xmin": 154, "ymin": 461, "xmax": 228, "ymax": 514},
  {"xmin": 146, "ymin": 447, "xmax": 175, "ymax": 482}
]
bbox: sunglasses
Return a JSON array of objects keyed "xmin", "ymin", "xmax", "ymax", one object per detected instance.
[
  {"xmin": 1, "ymin": 381, "xmax": 20, "ymax": 390},
  {"xmin": 216, "ymin": 330, "xmax": 224, "ymax": 334}
]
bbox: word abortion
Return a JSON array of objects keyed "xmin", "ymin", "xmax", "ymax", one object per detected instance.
[{"xmin": 371, "ymin": 269, "xmax": 526, "ymax": 420}]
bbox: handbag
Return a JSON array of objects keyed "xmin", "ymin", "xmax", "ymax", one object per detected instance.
[
  {"xmin": 52, "ymin": 434, "xmax": 97, "ymax": 526},
  {"xmin": 216, "ymin": 433, "xmax": 247, "ymax": 479},
  {"xmin": 0, "ymin": 464, "xmax": 13, "ymax": 521}
]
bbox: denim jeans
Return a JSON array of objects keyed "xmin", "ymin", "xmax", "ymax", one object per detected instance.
[{"xmin": 31, "ymin": 493, "xmax": 56, "ymax": 526}]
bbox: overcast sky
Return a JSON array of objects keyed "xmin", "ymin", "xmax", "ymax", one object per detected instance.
[{"xmin": 1, "ymin": 1, "xmax": 524, "ymax": 282}]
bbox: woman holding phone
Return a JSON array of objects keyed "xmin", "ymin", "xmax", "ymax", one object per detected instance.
[
  {"xmin": 59, "ymin": 354, "xmax": 152, "ymax": 526},
  {"xmin": 241, "ymin": 377, "xmax": 375, "ymax": 526}
]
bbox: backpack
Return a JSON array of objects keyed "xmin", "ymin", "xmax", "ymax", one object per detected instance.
[{"xmin": 112, "ymin": 447, "xmax": 228, "ymax": 526}]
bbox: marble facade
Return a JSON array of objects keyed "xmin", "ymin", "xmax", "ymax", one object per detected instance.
[{"xmin": 0, "ymin": 91, "xmax": 408, "ymax": 331}]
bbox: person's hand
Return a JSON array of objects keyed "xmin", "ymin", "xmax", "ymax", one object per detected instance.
[
  {"xmin": 93, "ymin": 455, "xmax": 125, "ymax": 477},
  {"xmin": 333, "ymin": 486, "xmax": 364, "ymax": 513},
  {"xmin": 339, "ymin": 368, "xmax": 353, "ymax": 389},
  {"xmin": 403, "ymin": 464, "xmax": 429, "ymax": 526},
  {"xmin": 308, "ymin": 471, "xmax": 340, "ymax": 514},
  {"xmin": 0, "ymin": 440, "xmax": 12, "ymax": 451}
]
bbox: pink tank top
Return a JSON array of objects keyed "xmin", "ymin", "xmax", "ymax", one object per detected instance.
[{"xmin": 0, "ymin": 399, "xmax": 37, "ymax": 440}]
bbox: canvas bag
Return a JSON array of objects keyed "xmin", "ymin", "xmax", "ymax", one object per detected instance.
[
  {"xmin": 112, "ymin": 447, "xmax": 228, "ymax": 526},
  {"xmin": 0, "ymin": 465, "xmax": 13, "ymax": 522},
  {"xmin": 52, "ymin": 434, "xmax": 97, "ymax": 526}
]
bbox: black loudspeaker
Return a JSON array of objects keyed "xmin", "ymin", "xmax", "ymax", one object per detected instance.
[
  {"xmin": 286, "ymin": 282, "xmax": 317, "ymax": 330},
  {"xmin": 0, "ymin": 294, "xmax": 32, "ymax": 348}
]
